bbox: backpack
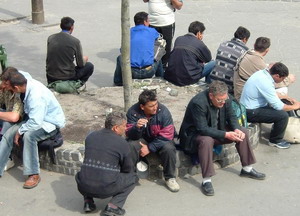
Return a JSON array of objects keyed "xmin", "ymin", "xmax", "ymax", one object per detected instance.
[
  {"xmin": 38, "ymin": 129, "xmax": 64, "ymax": 164},
  {"xmin": 154, "ymin": 34, "xmax": 166, "ymax": 61},
  {"xmin": 47, "ymin": 80, "xmax": 84, "ymax": 94},
  {"xmin": 231, "ymin": 98, "xmax": 248, "ymax": 128}
]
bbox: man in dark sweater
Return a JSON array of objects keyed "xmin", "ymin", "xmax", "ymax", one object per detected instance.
[
  {"xmin": 76, "ymin": 112, "xmax": 137, "ymax": 216},
  {"xmin": 164, "ymin": 21, "xmax": 215, "ymax": 86},
  {"xmin": 46, "ymin": 17, "xmax": 94, "ymax": 84},
  {"xmin": 179, "ymin": 81, "xmax": 265, "ymax": 196}
]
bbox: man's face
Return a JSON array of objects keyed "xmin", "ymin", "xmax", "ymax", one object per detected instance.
[
  {"xmin": 209, "ymin": 92, "xmax": 228, "ymax": 108},
  {"xmin": 114, "ymin": 120, "xmax": 127, "ymax": 136},
  {"xmin": 272, "ymin": 74, "xmax": 286, "ymax": 83},
  {"xmin": 1, "ymin": 81, "xmax": 15, "ymax": 92},
  {"xmin": 140, "ymin": 100, "xmax": 158, "ymax": 116}
]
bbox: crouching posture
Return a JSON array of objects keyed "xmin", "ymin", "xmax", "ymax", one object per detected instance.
[{"xmin": 76, "ymin": 112, "xmax": 137, "ymax": 216}]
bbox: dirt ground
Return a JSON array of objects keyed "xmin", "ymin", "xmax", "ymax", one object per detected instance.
[{"xmin": 57, "ymin": 80, "xmax": 206, "ymax": 144}]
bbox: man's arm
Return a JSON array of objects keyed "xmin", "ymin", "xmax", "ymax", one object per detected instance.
[
  {"xmin": 147, "ymin": 107, "xmax": 174, "ymax": 152},
  {"xmin": 0, "ymin": 111, "xmax": 20, "ymax": 122},
  {"xmin": 143, "ymin": 0, "xmax": 149, "ymax": 2},
  {"xmin": 171, "ymin": 0, "xmax": 183, "ymax": 10}
]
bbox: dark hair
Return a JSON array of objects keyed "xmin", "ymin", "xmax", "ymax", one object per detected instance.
[
  {"xmin": 209, "ymin": 80, "xmax": 228, "ymax": 96},
  {"xmin": 234, "ymin": 26, "xmax": 250, "ymax": 41},
  {"xmin": 269, "ymin": 62, "xmax": 289, "ymax": 78},
  {"xmin": 105, "ymin": 112, "xmax": 127, "ymax": 129},
  {"xmin": 1, "ymin": 67, "xmax": 27, "ymax": 86},
  {"xmin": 188, "ymin": 21, "xmax": 206, "ymax": 35},
  {"xmin": 60, "ymin": 17, "xmax": 75, "ymax": 31},
  {"xmin": 134, "ymin": 12, "xmax": 148, "ymax": 25},
  {"xmin": 254, "ymin": 37, "xmax": 271, "ymax": 52},
  {"xmin": 138, "ymin": 89, "xmax": 157, "ymax": 105}
]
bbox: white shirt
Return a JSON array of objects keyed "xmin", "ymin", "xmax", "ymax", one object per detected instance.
[{"xmin": 148, "ymin": 0, "xmax": 175, "ymax": 26}]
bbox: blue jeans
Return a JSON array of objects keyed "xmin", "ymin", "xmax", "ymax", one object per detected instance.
[
  {"xmin": 202, "ymin": 60, "xmax": 216, "ymax": 83},
  {"xmin": 0, "ymin": 122, "xmax": 57, "ymax": 176},
  {"xmin": 113, "ymin": 55, "xmax": 164, "ymax": 86}
]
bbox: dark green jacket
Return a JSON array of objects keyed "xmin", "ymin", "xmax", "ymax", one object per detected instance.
[{"xmin": 179, "ymin": 89, "xmax": 241, "ymax": 153}]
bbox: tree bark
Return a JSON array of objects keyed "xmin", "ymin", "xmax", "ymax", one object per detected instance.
[
  {"xmin": 31, "ymin": 0, "xmax": 44, "ymax": 24},
  {"xmin": 121, "ymin": 0, "xmax": 133, "ymax": 112}
]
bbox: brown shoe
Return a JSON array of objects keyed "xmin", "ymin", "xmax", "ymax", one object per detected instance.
[{"xmin": 23, "ymin": 174, "xmax": 41, "ymax": 189}]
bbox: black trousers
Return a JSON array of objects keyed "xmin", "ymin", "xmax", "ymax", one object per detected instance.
[
  {"xmin": 128, "ymin": 139, "xmax": 176, "ymax": 179},
  {"xmin": 76, "ymin": 172, "xmax": 137, "ymax": 208},
  {"xmin": 246, "ymin": 107, "xmax": 289, "ymax": 143},
  {"xmin": 47, "ymin": 62, "xmax": 94, "ymax": 84},
  {"xmin": 151, "ymin": 23, "xmax": 175, "ymax": 68}
]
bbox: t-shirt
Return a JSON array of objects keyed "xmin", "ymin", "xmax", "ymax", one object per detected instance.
[
  {"xmin": 130, "ymin": 25, "xmax": 159, "ymax": 67},
  {"xmin": 148, "ymin": 0, "xmax": 175, "ymax": 26}
]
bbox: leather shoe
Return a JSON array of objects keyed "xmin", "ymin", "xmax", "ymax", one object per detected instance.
[
  {"xmin": 23, "ymin": 174, "xmax": 41, "ymax": 189},
  {"xmin": 84, "ymin": 200, "xmax": 96, "ymax": 213},
  {"xmin": 240, "ymin": 168, "xmax": 266, "ymax": 180},
  {"xmin": 201, "ymin": 182, "xmax": 214, "ymax": 196},
  {"xmin": 103, "ymin": 205, "xmax": 126, "ymax": 216}
]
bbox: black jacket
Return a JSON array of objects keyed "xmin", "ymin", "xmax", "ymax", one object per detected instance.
[
  {"xmin": 164, "ymin": 33, "xmax": 212, "ymax": 86},
  {"xmin": 179, "ymin": 89, "xmax": 241, "ymax": 153}
]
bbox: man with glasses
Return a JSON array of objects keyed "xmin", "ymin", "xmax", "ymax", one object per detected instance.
[{"xmin": 179, "ymin": 80, "xmax": 265, "ymax": 196}]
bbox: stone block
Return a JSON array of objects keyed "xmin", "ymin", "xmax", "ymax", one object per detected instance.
[
  {"xmin": 188, "ymin": 165, "xmax": 201, "ymax": 176},
  {"xmin": 63, "ymin": 149, "xmax": 73, "ymax": 161},
  {"xmin": 71, "ymin": 151, "xmax": 83, "ymax": 162}
]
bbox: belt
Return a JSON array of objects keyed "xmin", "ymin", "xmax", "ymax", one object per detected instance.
[{"xmin": 132, "ymin": 65, "xmax": 152, "ymax": 70}]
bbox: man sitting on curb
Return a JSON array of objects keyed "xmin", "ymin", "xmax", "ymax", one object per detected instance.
[
  {"xmin": 0, "ymin": 77, "xmax": 24, "ymax": 171},
  {"xmin": 113, "ymin": 12, "xmax": 164, "ymax": 86},
  {"xmin": 210, "ymin": 26, "xmax": 250, "ymax": 94},
  {"xmin": 164, "ymin": 21, "xmax": 214, "ymax": 86},
  {"xmin": 240, "ymin": 62, "xmax": 300, "ymax": 149},
  {"xmin": 234, "ymin": 37, "xmax": 295, "ymax": 101},
  {"xmin": 179, "ymin": 81, "xmax": 265, "ymax": 196},
  {"xmin": 46, "ymin": 16, "xmax": 94, "ymax": 85},
  {"xmin": 126, "ymin": 89, "xmax": 179, "ymax": 192},
  {"xmin": 0, "ymin": 67, "xmax": 65, "ymax": 189},
  {"xmin": 76, "ymin": 112, "xmax": 137, "ymax": 216}
]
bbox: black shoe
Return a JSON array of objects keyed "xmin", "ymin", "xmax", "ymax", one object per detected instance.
[
  {"xmin": 103, "ymin": 205, "xmax": 126, "ymax": 216},
  {"xmin": 240, "ymin": 168, "xmax": 266, "ymax": 180},
  {"xmin": 201, "ymin": 182, "xmax": 214, "ymax": 196},
  {"xmin": 84, "ymin": 201, "xmax": 96, "ymax": 213}
]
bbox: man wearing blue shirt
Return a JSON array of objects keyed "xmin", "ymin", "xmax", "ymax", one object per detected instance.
[
  {"xmin": 240, "ymin": 62, "xmax": 300, "ymax": 149},
  {"xmin": 0, "ymin": 67, "xmax": 65, "ymax": 189},
  {"xmin": 113, "ymin": 12, "xmax": 164, "ymax": 86}
]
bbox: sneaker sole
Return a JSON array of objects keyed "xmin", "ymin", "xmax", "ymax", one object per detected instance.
[
  {"xmin": 268, "ymin": 143, "xmax": 290, "ymax": 149},
  {"xmin": 103, "ymin": 211, "xmax": 125, "ymax": 216},
  {"xmin": 201, "ymin": 186, "xmax": 214, "ymax": 196}
]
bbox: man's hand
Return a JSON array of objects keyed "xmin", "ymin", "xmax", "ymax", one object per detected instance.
[
  {"xmin": 234, "ymin": 129, "xmax": 245, "ymax": 140},
  {"xmin": 139, "ymin": 142, "xmax": 150, "ymax": 157},
  {"xmin": 225, "ymin": 131, "xmax": 243, "ymax": 142},
  {"xmin": 136, "ymin": 118, "xmax": 148, "ymax": 129},
  {"xmin": 14, "ymin": 132, "xmax": 21, "ymax": 146}
]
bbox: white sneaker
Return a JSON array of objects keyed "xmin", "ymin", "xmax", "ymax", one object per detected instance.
[
  {"xmin": 4, "ymin": 158, "xmax": 15, "ymax": 171},
  {"xmin": 165, "ymin": 178, "xmax": 180, "ymax": 192}
]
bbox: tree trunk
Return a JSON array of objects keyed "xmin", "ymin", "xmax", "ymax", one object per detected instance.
[
  {"xmin": 121, "ymin": 0, "xmax": 132, "ymax": 112},
  {"xmin": 31, "ymin": 0, "xmax": 44, "ymax": 24}
]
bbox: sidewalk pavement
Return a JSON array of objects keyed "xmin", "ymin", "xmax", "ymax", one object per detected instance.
[
  {"xmin": 1, "ymin": 0, "xmax": 300, "ymax": 216},
  {"xmin": 1, "ymin": 142, "xmax": 300, "ymax": 216}
]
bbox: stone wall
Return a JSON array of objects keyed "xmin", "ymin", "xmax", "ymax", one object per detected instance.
[{"xmin": 39, "ymin": 123, "xmax": 261, "ymax": 179}]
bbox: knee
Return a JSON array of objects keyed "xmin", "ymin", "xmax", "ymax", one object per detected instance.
[
  {"xmin": 161, "ymin": 141, "xmax": 176, "ymax": 154},
  {"xmin": 277, "ymin": 110, "xmax": 289, "ymax": 122},
  {"xmin": 196, "ymin": 136, "xmax": 214, "ymax": 150}
]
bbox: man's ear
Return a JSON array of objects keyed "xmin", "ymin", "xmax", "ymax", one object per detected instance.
[{"xmin": 140, "ymin": 104, "xmax": 145, "ymax": 111}]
